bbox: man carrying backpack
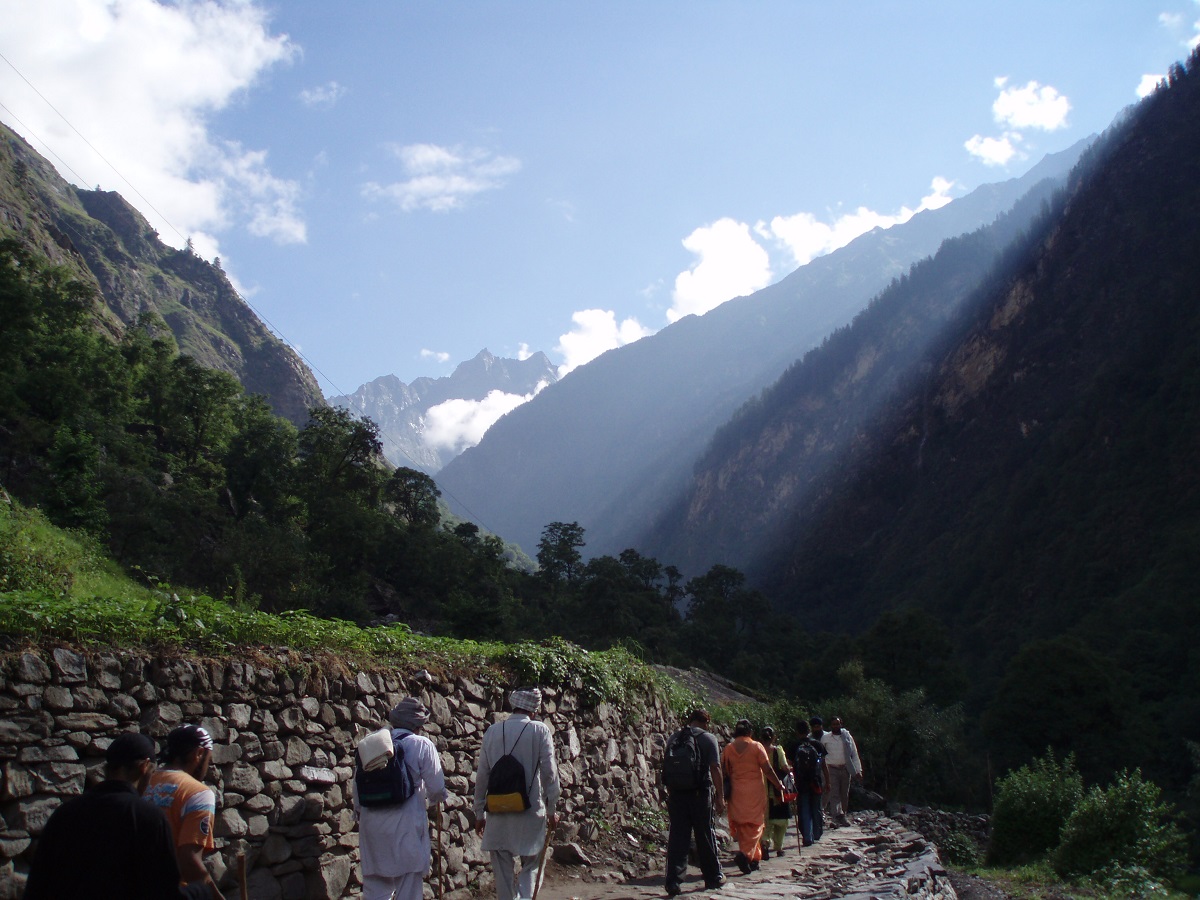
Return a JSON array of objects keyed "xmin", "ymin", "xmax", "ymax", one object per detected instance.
[
  {"xmin": 662, "ymin": 708, "xmax": 726, "ymax": 896},
  {"xmin": 355, "ymin": 698, "xmax": 447, "ymax": 900},
  {"xmin": 792, "ymin": 719, "xmax": 828, "ymax": 847},
  {"xmin": 473, "ymin": 687, "xmax": 560, "ymax": 900}
]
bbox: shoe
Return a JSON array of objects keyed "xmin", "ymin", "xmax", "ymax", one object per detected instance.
[
  {"xmin": 749, "ymin": 860, "xmax": 760, "ymax": 872},
  {"xmin": 666, "ymin": 885, "xmax": 681, "ymax": 897},
  {"xmin": 704, "ymin": 876, "xmax": 728, "ymax": 890},
  {"xmin": 761, "ymin": 845, "xmax": 770, "ymax": 860},
  {"xmin": 734, "ymin": 852, "xmax": 751, "ymax": 875}
]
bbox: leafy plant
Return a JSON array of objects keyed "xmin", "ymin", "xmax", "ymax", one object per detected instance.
[
  {"xmin": 988, "ymin": 749, "xmax": 1083, "ymax": 865},
  {"xmin": 1052, "ymin": 769, "xmax": 1186, "ymax": 882}
]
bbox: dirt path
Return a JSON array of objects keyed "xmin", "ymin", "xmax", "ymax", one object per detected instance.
[{"xmin": 533, "ymin": 812, "xmax": 960, "ymax": 900}]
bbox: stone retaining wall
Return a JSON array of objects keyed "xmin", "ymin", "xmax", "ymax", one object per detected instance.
[{"xmin": 0, "ymin": 648, "xmax": 680, "ymax": 899}]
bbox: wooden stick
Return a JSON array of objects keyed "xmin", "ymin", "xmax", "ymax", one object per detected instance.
[
  {"xmin": 530, "ymin": 819, "xmax": 554, "ymax": 900},
  {"xmin": 237, "ymin": 850, "xmax": 248, "ymax": 900}
]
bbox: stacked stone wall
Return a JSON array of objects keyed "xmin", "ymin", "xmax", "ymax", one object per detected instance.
[{"xmin": 0, "ymin": 648, "xmax": 679, "ymax": 899}]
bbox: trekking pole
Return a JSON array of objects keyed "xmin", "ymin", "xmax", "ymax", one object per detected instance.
[
  {"xmin": 435, "ymin": 803, "xmax": 445, "ymax": 900},
  {"xmin": 530, "ymin": 819, "xmax": 555, "ymax": 900}
]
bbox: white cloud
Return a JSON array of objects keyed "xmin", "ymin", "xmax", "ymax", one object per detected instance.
[
  {"xmin": 299, "ymin": 81, "xmax": 346, "ymax": 110},
  {"xmin": 423, "ymin": 384, "xmax": 549, "ymax": 452},
  {"xmin": 763, "ymin": 178, "xmax": 955, "ymax": 269},
  {"xmin": 1159, "ymin": 8, "xmax": 1200, "ymax": 49},
  {"xmin": 1137, "ymin": 74, "xmax": 1165, "ymax": 98},
  {"xmin": 992, "ymin": 78, "xmax": 1070, "ymax": 131},
  {"xmin": 965, "ymin": 133, "xmax": 1020, "ymax": 167},
  {"xmin": 420, "ymin": 348, "xmax": 451, "ymax": 364},
  {"xmin": 516, "ymin": 343, "xmax": 533, "ymax": 361},
  {"xmin": 0, "ymin": 0, "xmax": 303, "ymax": 250},
  {"xmin": 965, "ymin": 77, "xmax": 1070, "ymax": 169},
  {"xmin": 668, "ymin": 218, "xmax": 772, "ymax": 322},
  {"xmin": 363, "ymin": 143, "xmax": 521, "ymax": 212},
  {"xmin": 555, "ymin": 309, "xmax": 652, "ymax": 375}
]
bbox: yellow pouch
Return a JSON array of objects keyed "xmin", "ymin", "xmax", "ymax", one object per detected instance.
[{"xmin": 486, "ymin": 792, "xmax": 529, "ymax": 814}]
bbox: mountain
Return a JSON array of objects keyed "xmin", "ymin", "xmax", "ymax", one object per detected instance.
[
  {"xmin": 663, "ymin": 54, "xmax": 1200, "ymax": 781},
  {"xmin": 641, "ymin": 183, "xmax": 1066, "ymax": 576},
  {"xmin": 436, "ymin": 142, "xmax": 1090, "ymax": 557},
  {"xmin": 0, "ymin": 122, "xmax": 323, "ymax": 425},
  {"xmin": 329, "ymin": 349, "xmax": 558, "ymax": 473}
]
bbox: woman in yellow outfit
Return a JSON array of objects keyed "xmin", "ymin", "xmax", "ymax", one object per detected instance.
[{"xmin": 721, "ymin": 720, "xmax": 786, "ymax": 874}]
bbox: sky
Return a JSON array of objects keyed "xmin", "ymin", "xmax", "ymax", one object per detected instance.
[{"xmin": 2, "ymin": 1, "xmax": 1199, "ymax": 449}]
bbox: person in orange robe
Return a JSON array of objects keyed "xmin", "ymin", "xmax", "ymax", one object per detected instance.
[{"xmin": 720, "ymin": 719, "xmax": 786, "ymax": 874}]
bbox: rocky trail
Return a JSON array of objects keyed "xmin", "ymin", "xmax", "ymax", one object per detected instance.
[{"xmin": 529, "ymin": 811, "xmax": 990, "ymax": 900}]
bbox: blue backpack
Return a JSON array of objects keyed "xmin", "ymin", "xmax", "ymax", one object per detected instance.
[{"xmin": 355, "ymin": 731, "xmax": 415, "ymax": 808}]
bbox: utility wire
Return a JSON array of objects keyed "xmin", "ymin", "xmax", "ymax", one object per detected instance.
[{"xmin": 0, "ymin": 52, "xmax": 499, "ymax": 536}]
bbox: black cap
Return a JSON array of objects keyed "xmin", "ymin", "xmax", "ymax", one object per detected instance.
[
  {"xmin": 106, "ymin": 732, "xmax": 155, "ymax": 768},
  {"xmin": 162, "ymin": 724, "xmax": 214, "ymax": 762},
  {"xmin": 809, "ymin": 715, "xmax": 823, "ymax": 727}
]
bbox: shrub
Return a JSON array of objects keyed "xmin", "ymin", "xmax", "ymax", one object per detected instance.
[
  {"xmin": 1052, "ymin": 769, "xmax": 1186, "ymax": 881},
  {"xmin": 987, "ymin": 749, "xmax": 1082, "ymax": 865}
]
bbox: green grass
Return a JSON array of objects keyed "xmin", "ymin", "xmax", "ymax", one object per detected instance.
[
  {"xmin": 957, "ymin": 862, "xmax": 1196, "ymax": 900},
  {"xmin": 0, "ymin": 496, "xmax": 702, "ymax": 710}
]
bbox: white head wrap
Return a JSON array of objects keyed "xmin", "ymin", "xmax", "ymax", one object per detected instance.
[{"xmin": 509, "ymin": 688, "xmax": 542, "ymax": 713}]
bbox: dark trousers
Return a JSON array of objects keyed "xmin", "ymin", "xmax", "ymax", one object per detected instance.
[
  {"xmin": 665, "ymin": 789, "xmax": 722, "ymax": 889},
  {"xmin": 796, "ymin": 790, "xmax": 822, "ymax": 845}
]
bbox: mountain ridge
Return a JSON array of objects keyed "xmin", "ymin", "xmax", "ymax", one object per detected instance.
[
  {"xmin": 437, "ymin": 141, "xmax": 1092, "ymax": 557},
  {"xmin": 0, "ymin": 122, "xmax": 323, "ymax": 425},
  {"xmin": 330, "ymin": 348, "xmax": 558, "ymax": 473}
]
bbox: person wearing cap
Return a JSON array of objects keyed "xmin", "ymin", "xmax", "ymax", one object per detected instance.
[
  {"xmin": 25, "ymin": 732, "xmax": 213, "ymax": 900},
  {"xmin": 355, "ymin": 697, "xmax": 447, "ymax": 900},
  {"xmin": 809, "ymin": 715, "xmax": 830, "ymax": 829},
  {"xmin": 473, "ymin": 687, "xmax": 561, "ymax": 900},
  {"xmin": 143, "ymin": 724, "xmax": 222, "ymax": 896},
  {"xmin": 817, "ymin": 716, "xmax": 862, "ymax": 826}
]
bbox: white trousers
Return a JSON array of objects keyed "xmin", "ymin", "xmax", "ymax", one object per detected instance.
[
  {"xmin": 490, "ymin": 849, "xmax": 541, "ymax": 900},
  {"xmin": 363, "ymin": 871, "xmax": 424, "ymax": 900}
]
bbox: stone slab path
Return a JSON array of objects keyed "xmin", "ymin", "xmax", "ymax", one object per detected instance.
[{"xmin": 537, "ymin": 812, "xmax": 956, "ymax": 900}]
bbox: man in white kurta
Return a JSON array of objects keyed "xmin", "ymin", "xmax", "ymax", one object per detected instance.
[
  {"xmin": 473, "ymin": 688, "xmax": 561, "ymax": 900},
  {"xmin": 355, "ymin": 698, "xmax": 447, "ymax": 900}
]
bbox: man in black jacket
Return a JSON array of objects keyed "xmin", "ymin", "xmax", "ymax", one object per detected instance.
[
  {"xmin": 24, "ymin": 732, "xmax": 213, "ymax": 900},
  {"xmin": 662, "ymin": 708, "xmax": 727, "ymax": 896}
]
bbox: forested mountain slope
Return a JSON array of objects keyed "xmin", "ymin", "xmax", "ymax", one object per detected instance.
[
  {"xmin": 0, "ymin": 123, "xmax": 322, "ymax": 424},
  {"xmin": 436, "ymin": 144, "xmax": 1088, "ymax": 557},
  {"xmin": 677, "ymin": 54, "xmax": 1200, "ymax": 784}
]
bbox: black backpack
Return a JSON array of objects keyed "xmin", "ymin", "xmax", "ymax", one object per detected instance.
[
  {"xmin": 355, "ymin": 731, "xmax": 415, "ymax": 808},
  {"xmin": 486, "ymin": 721, "xmax": 536, "ymax": 814},
  {"xmin": 793, "ymin": 739, "xmax": 823, "ymax": 792},
  {"xmin": 662, "ymin": 726, "xmax": 705, "ymax": 791}
]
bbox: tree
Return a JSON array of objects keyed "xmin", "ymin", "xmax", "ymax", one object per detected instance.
[
  {"xmin": 384, "ymin": 467, "xmax": 441, "ymax": 529},
  {"xmin": 537, "ymin": 521, "xmax": 585, "ymax": 584}
]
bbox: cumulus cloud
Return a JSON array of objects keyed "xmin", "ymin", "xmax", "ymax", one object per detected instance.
[
  {"xmin": 0, "ymin": 0, "xmax": 303, "ymax": 251},
  {"xmin": 555, "ymin": 309, "xmax": 652, "ymax": 375},
  {"xmin": 299, "ymin": 81, "xmax": 346, "ymax": 109},
  {"xmin": 420, "ymin": 348, "xmax": 450, "ymax": 364},
  {"xmin": 965, "ymin": 76, "xmax": 1070, "ymax": 167},
  {"xmin": 992, "ymin": 78, "xmax": 1070, "ymax": 130},
  {"xmin": 964, "ymin": 133, "xmax": 1020, "ymax": 167},
  {"xmin": 668, "ymin": 218, "xmax": 772, "ymax": 322},
  {"xmin": 362, "ymin": 142, "xmax": 521, "ymax": 212},
  {"xmin": 1137, "ymin": 74, "xmax": 1165, "ymax": 98},
  {"xmin": 516, "ymin": 343, "xmax": 533, "ymax": 361},
  {"xmin": 423, "ymin": 384, "xmax": 549, "ymax": 452},
  {"xmin": 763, "ymin": 178, "xmax": 955, "ymax": 269}
]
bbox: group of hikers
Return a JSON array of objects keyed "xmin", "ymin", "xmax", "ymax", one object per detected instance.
[
  {"xmin": 22, "ymin": 689, "xmax": 861, "ymax": 900},
  {"xmin": 662, "ymin": 708, "xmax": 863, "ymax": 895}
]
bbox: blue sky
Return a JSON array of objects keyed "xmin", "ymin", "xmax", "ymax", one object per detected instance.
[{"xmin": 2, "ymin": 1, "xmax": 1198, "ymax": 416}]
